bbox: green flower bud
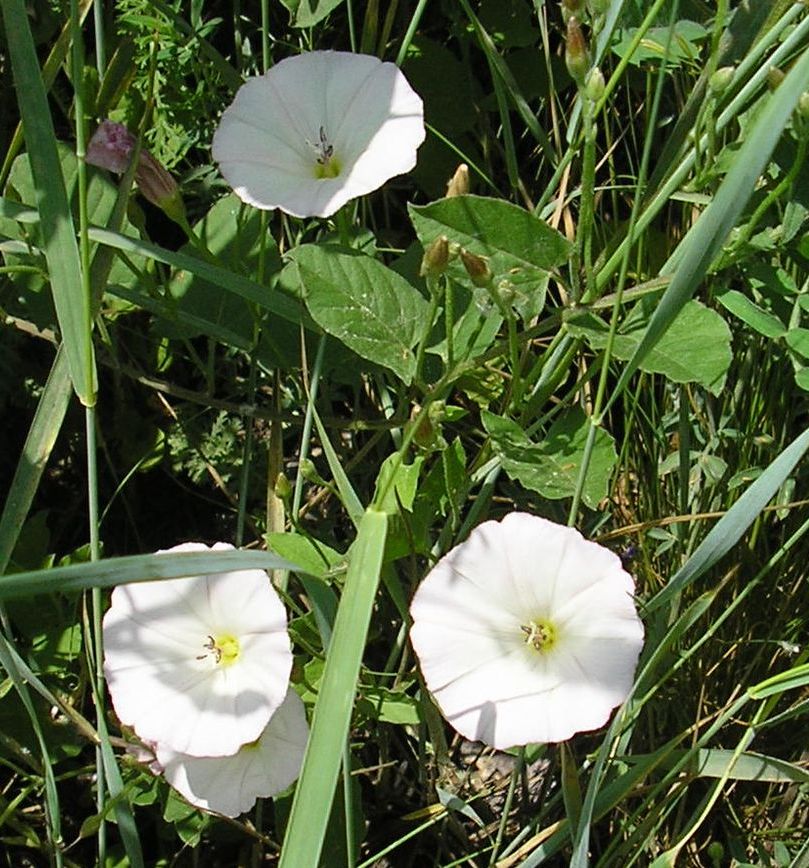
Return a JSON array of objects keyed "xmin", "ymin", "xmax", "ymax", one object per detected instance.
[
  {"xmin": 798, "ymin": 91, "xmax": 809, "ymax": 120},
  {"xmin": 420, "ymin": 235, "xmax": 450, "ymax": 277},
  {"xmin": 584, "ymin": 66, "xmax": 605, "ymax": 102},
  {"xmin": 708, "ymin": 66, "xmax": 734, "ymax": 95},
  {"xmin": 767, "ymin": 67, "xmax": 785, "ymax": 91},
  {"xmin": 460, "ymin": 250, "xmax": 493, "ymax": 287}
]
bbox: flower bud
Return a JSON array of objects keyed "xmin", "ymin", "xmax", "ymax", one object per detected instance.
[
  {"xmin": 86, "ymin": 119, "xmax": 185, "ymax": 222},
  {"xmin": 767, "ymin": 67, "xmax": 785, "ymax": 91},
  {"xmin": 274, "ymin": 472, "xmax": 292, "ymax": 501},
  {"xmin": 584, "ymin": 66, "xmax": 605, "ymax": 102},
  {"xmin": 86, "ymin": 120, "xmax": 137, "ymax": 173},
  {"xmin": 565, "ymin": 17, "xmax": 589, "ymax": 85},
  {"xmin": 134, "ymin": 150, "xmax": 184, "ymax": 221},
  {"xmin": 798, "ymin": 91, "xmax": 809, "ymax": 120},
  {"xmin": 445, "ymin": 163, "xmax": 470, "ymax": 197},
  {"xmin": 460, "ymin": 249, "xmax": 493, "ymax": 287},
  {"xmin": 420, "ymin": 235, "xmax": 450, "ymax": 278},
  {"xmin": 561, "ymin": 0, "xmax": 584, "ymax": 23},
  {"xmin": 708, "ymin": 66, "xmax": 734, "ymax": 95}
]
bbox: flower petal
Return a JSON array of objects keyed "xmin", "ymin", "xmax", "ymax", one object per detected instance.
[
  {"xmin": 103, "ymin": 543, "xmax": 292, "ymax": 757},
  {"xmin": 156, "ymin": 688, "xmax": 309, "ymax": 817},
  {"xmin": 212, "ymin": 51, "xmax": 424, "ymax": 218},
  {"xmin": 409, "ymin": 513, "xmax": 645, "ymax": 748}
]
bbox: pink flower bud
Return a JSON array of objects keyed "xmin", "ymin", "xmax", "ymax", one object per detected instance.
[
  {"xmin": 86, "ymin": 120, "xmax": 184, "ymax": 222},
  {"xmin": 85, "ymin": 120, "xmax": 137, "ymax": 173}
]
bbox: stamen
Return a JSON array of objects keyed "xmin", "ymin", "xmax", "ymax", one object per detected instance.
[
  {"xmin": 316, "ymin": 126, "xmax": 334, "ymax": 165},
  {"xmin": 520, "ymin": 620, "xmax": 556, "ymax": 652}
]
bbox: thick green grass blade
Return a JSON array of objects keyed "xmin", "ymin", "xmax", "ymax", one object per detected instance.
[
  {"xmin": 647, "ymin": 426, "xmax": 809, "ymax": 614},
  {"xmin": 605, "ymin": 46, "xmax": 809, "ymax": 411},
  {"xmin": 1, "ymin": 0, "xmax": 96, "ymax": 406},
  {"xmin": 0, "ymin": 347, "xmax": 73, "ymax": 574},
  {"xmin": 279, "ymin": 508, "xmax": 388, "ymax": 868},
  {"xmin": 313, "ymin": 407, "xmax": 365, "ymax": 529},
  {"xmin": 95, "ymin": 692, "xmax": 145, "ymax": 868},
  {"xmin": 0, "ymin": 550, "xmax": 300, "ymax": 600}
]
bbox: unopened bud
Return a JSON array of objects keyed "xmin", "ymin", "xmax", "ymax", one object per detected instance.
[
  {"xmin": 561, "ymin": 0, "xmax": 584, "ymax": 23},
  {"xmin": 709, "ymin": 66, "xmax": 734, "ymax": 95},
  {"xmin": 565, "ymin": 17, "xmax": 589, "ymax": 85},
  {"xmin": 420, "ymin": 235, "xmax": 450, "ymax": 277},
  {"xmin": 274, "ymin": 472, "xmax": 292, "ymax": 500},
  {"xmin": 86, "ymin": 119, "xmax": 185, "ymax": 223},
  {"xmin": 409, "ymin": 404, "xmax": 435, "ymax": 449},
  {"xmin": 767, "ymin": 67, "xmax": 785, "ymax": 91},
  {"xmin": 460, "ymin": 250, "xmax": 493, "ymax": 287},
  {"xmin": 445, "ymin": 163, "xmax": 470, "ymax": 197},
  {"xmin": 584, "ymin": 67, "xmax": 605, "ymax": 102},
  {"xmin": 799, "ymin": 91, "xmax": 809, "ymax": 120},
  {"xmin": 496, "ymin": 280, "xmax": 516, "ymax": 305},
  {"xmin": 134, "ymin": 151, "xmax": 185, "ymax": 222}
]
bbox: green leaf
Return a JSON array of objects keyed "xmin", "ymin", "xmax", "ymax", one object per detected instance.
[
  {"xmin": 165, "ymin": 193, "xmax": 283, "ymax": 346},
  {"xmin": 280, "ymin": 0, "xmax": 346, "ymax": 28},
  {"xmin": 715, "ymin": 288, "xmax": 786, "ymax": 338},
  {"xmin": 612, "ymin": 20, "xmax": 708, "ymax": 67},
  {"xmin": 265, "ymin": 532, "xmax": 344, "ymax": 581},
  {"xmin": 568, "ymin": 300, "xmax": 732, "ymax": 395},
  {"xmin": 290, "ymin": 245, "xmax": 430, "ymax": 383},
  {"xmin": 373, "ymin": 454, "xmax": 424, "ymax": 515},
  {"xmin": 357, "ymin": 686, "xmax": 421, "ymax": 725},
  {"xmin": 785, "ymin": 327, "xmax": 809, "ymax": 360},
  {"xmin": 795, "ymin": 367, "xmax": 809, "ymax": 392},
  {"xmin": 409, "ymin": 195, "xmax": 571, "ymax": 294},
  {"xmin": 482, "ymin": 407, "xmax": 617, "ymax": 509}
]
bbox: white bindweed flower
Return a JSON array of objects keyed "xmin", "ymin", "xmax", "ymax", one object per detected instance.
[
  {"xmin": 211, "ymin": 50, "xmax": 425, "ymax": 218},
  {"xmin": 409, "ymin": 513, "xmax": 644, "ymax": 749},
  {"xmin": 154, "ymin": 688, "xmax": 309, "ymax": 817},
  {"xmin": 103, "ymin": 542, "xmax": 292, "ymax": 757}
]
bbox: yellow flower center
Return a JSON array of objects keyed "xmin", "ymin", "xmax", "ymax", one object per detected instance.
[
  {"xmin": 315, "ymin": 156, "xmax": 341, "ymax": 179},
  {"xmin": 199, "ymin": 633, "xmax": 241, "ymax": 667},
  {"xmin": 520, "ymin": 619, "xmax": 557, "ymax": 652}
]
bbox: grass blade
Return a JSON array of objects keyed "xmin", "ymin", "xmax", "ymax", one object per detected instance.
[
  {"xmin": 1, "ymin": 0, "xmax": 96, "ymax": 406},
  {"xmin": 0, "ymin": 347, "xmax": 73, "ymax": 574},
  {"xmin": 279, "ymin": 508, "xmax": 388, "ymax": 868},
  {"xmin": 647, "ymin": 426, "xmax": 809, "ymax": 614},
  {"xmin": 605, "ymin": 45, "xmax": 809, "ymax": 411},
  {"xmin": 0, "ymin": 550, "xmax": 300, "ymax": 600}
]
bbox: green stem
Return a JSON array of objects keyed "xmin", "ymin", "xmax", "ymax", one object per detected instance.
[
  {"xmin": 394, "ymin": 0, "xmax": 429, "ymax": 67},
  {"xmin": 292, "ymin": 336, "xmax": 328, "ymax": 521},
  {"xmin": 444, "ymin": 276, "xmax": 454, "ymax": 370},
  {"xmin": 576, "ymin": 96, "xmax": 597, "ymax": 302},
  {"xmin": 72, "ymin": 3, "xmax": 105, "ymax": 861},
  {"xmin": 413, "ymin": 280, "xmax": 442, "ymax": 386}
]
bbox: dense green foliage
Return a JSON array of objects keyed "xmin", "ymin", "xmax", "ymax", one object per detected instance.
[{"xmin": 1, "ymin": 1, "xmax": 808, "ymax": 865}]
